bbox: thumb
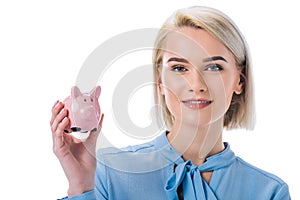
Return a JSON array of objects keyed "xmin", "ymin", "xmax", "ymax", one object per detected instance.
[{"xmin": 85, "ymin": 114, "xmax": 104, "ymax": 148}]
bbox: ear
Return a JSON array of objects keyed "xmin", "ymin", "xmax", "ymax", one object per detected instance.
[
  {"xmin": 234, "ymin": 79, "xmax": 243, "ymax": 95},
  {"xmin": 71, "ymin": 86, "xmax": 82, "ymax": 98},
  {"xmin": 158, "ymin": 77, "xmax": 165, "ymax": 95},
  {"xmin": 90, "ymin": 85, "xmax": 101, "ymax": 98}
]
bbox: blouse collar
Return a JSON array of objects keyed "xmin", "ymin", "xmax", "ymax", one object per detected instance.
[
  {"xmin": 154, "ymin": 130, "xmax": 235, "ymax": 169},
  {"xmin": 155, "ymin": 131, "xmax": 236, "ymax": 199}
]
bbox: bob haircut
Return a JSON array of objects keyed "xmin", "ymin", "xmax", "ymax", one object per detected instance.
[{"xmin": 153, "ymin": 6, "xmax": 255, "ymax": 130}]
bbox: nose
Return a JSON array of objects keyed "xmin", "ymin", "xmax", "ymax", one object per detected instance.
[{"xmin": 188, "ymin": 71, "xmax": 207, "ymax": 94}]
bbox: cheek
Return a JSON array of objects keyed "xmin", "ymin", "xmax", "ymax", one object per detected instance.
[
  {"xmin": 161, "ymin": 72, "xmax": 187, "ymax": 115},
  {"xmin": 161, "ymin": 70, "xmax": 187, "ymax": 95},
  {"xmin": 206, "ymin": 74, "xmax": 236, "ymax": 113}
]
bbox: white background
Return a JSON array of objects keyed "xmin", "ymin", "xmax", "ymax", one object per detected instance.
[{"xmin": 0, "ymin": 0, "xmax": 299, "ymax": 199}]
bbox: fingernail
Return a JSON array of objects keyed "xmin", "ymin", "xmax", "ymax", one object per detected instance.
[
  {"xmin": 53, "ymin": 100, "xmax": 59, "ymax": 108},
  {"xmin": 60, "ymin": 108, "xmax": 67, "ymax": 114}
]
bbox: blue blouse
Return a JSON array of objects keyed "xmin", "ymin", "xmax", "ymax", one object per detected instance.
[{"xmin": 62, "ymin": 131, "xmax": 290, "ymax": 200}]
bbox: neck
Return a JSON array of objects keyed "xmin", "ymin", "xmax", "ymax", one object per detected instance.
[{"xmin": 167, "ymin": 118, "xmax": 225, "ymax": 166}]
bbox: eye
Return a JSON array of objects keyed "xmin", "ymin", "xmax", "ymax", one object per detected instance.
[
  {"xmin": 84, "ymin": 98, "xmax": 87, "ymax": 102},
  {"xmin": 171, "ymin": 65, "xmax": 189, "ymax": 72},
  {"xmin": 204, "ymin": 64, "xmax": 223, "ymax": 71},
  {"xmin": 91, "ymin": 98, "xmax": 93, "ymax": 102}
]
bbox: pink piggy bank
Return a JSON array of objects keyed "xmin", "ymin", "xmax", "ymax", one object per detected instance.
[{"xmin": 63, "ymin": 85, "xmax": 101, "ymax": 141}]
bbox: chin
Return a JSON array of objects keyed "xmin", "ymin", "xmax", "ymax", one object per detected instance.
[{"xmin": 180, "ymin": 111, "xmax": 225, "ymax": 128}]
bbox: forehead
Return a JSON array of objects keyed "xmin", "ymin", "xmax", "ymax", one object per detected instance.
[{"xmin": 163, "ymin": 27, "xmax": 234, "ymax": 64}]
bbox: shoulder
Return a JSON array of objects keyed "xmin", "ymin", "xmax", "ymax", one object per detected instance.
[
  {"xmin": 97, "ymin": 137, "xmax": 159, "ymax": 156},
  {"xmin": 97, "ymin": 131, "xmax": 169, "ymax": 157},
  {"xmin": 228, "ymin": 156, "xmax": 290, "ymax": 198},
  {"xmin": 96, "ymin": 133, "xmax": 173, "ymax": 173},
  {"xmin": 233, "ymin": 156, "xmax": 286, "ymax": 185}
]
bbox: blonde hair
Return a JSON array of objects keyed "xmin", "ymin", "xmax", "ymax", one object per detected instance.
[{"xmin": 153, "ymin": 6, "xmax": 255, "ymax": 130}]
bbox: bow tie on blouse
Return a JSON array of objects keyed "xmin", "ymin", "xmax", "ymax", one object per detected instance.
[{"xmin": 164, "ymin": 143, "xmax": 235, "ymax": 200}]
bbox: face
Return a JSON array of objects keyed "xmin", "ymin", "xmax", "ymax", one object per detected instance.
[{"xmin": 159, "ymin": 27, "xmax": 242, "ymax": 127}]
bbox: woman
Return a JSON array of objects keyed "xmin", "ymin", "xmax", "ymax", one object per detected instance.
[{"xmin": 50, "ymin": 6, "xmax": 290, "ymax": 199}]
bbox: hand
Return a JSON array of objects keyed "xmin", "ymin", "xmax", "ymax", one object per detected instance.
[{"xmin": 50, "ymin": 100, "xmax": 104, "ymax": 197}]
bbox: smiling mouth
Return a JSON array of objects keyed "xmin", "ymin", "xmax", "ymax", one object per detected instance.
[{"xmin": 182, "ymin": 99, "xmax": 213, "ymax": 109}]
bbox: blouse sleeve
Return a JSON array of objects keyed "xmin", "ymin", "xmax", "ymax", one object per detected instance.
[
  {"xmin": 94, "ymin": 158, "xmax": 109, "ymax": 200},
  {"xmin": 273, "ymin": 183, "xmax": 291, "ymax": 200},
  {"xmin": 57, "ymin": 190, "xmax": 96, "ymax": 200}
]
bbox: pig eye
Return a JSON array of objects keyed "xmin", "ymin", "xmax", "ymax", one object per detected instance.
[
  {"xmin": 84, "ymin": 99, "xmax": 87, "ymax": 102},
  {"xmin": 91, "ymin": 98, "xmax": 93, "ymax": 102}
]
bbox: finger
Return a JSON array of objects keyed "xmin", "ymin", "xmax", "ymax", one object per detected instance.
[
  {"xmin": 53, "ymin": 117, "xmax": 70, "ymax": 151},
  {"xmin": 51, "ymin": 107, "xmax": 68, "ymax": 134},
  {"xmin": 62, "ymin": 131, "xmax": 74, "ymax": 144},
  {"xmin": 98, "ymin": 113, "xmax": 104, "ymax": 130},
  {"xmin": 56, "ymin": 116, "xmax": 69, "ymax": 137},
  {"xmin": 50, "ymin": 101, "xmax": 62, "ymax": 123},
  {"xmin": 52, "ymin": 100, "xmax": 59, "ymax": 109},
  {"xmin": 85, "ymin": 114, "xmax": 104, "ymax": 147},
  {"xmin": 50, "ymin": 101, "xmax": 64, "ymax": 125},
  {"xmin": 93, "ymin": 113, "xmax": 104, "ymax": 137}
]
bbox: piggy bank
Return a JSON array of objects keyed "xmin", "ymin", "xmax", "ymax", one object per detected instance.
[{"xmin": 63, "ymin": 85, "xmax": 101, "ymax": 141}]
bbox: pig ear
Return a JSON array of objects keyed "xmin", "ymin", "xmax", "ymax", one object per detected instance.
[
  {"xmin": 90, "ymin": 85, "xmax": 101, "ymax": 98},
  {"xmin": 71, "ymin": 86, "xmax": 82, "ymax": 98}
]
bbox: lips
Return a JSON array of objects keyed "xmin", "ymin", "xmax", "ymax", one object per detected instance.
[{"xmin": 182, "ymin": 99, "xmax": 213, "ymax": 110}]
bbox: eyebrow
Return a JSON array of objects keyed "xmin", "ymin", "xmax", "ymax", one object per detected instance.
[
  {"xmin": 167, "ymin": 57, "xmax": 189, "ymax": 63},
  {"xmin": 167, "ymin": 56, "xmax": 228, "ymax": 63},
  {"xmin": 203, "ymin": 56, "xmax": 228, "ymax": 63}
]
